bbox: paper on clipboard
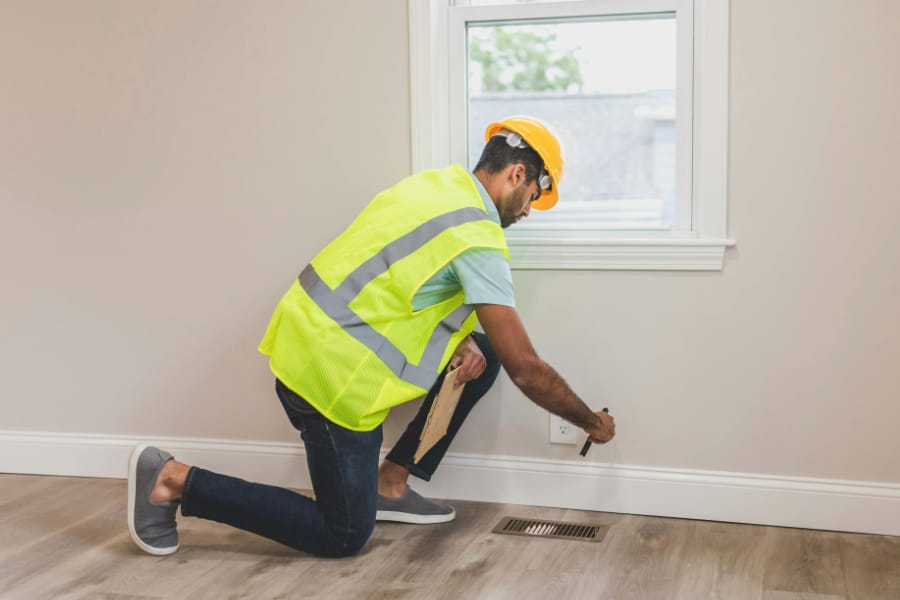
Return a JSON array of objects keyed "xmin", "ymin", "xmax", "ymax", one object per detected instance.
[{"xmin": 413, "ymin": 367, "xmax": 465, "ymax": 463}]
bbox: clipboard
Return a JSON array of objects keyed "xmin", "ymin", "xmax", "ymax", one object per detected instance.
[{"xmin": 413, "ymin": 367, "xmax": 465, "ymax": 463}]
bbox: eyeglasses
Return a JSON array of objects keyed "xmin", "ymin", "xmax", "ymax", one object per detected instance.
[{"xmin": 494, "ymin": 129, "xmax": 552, "ymax": 196}]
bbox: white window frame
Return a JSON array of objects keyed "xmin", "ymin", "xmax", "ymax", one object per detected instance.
[{"xmin": 409, "ymin": 0, "xmax": 734, "ymax": 270}]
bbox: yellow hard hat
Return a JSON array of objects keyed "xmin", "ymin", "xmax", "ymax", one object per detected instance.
[{"xmin": 485, "ymin": 116, "xmax": 564, "ymax": 210}]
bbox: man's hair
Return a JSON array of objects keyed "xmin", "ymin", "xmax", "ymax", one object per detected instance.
[{"xmin": 474, "ymin": 135, "xmax": 544, "ymax": 185}]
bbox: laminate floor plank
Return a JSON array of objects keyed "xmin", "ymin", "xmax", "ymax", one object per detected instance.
[
  {"xmin": 0, "ymin": 479, "xmax": 125, "ymax": 598},
  {"xmin": 2, "ymin": 474, "xmax": 899, "ymax": 600},
  {"xmin": 310, "ymin": 499, "xmax": 513, "ymax": 599},
  {"xmin": 167, "ymin": 539, "xmax": 310, "ymax": 600},
  {"xmin": 670, "ymin": 519, "xmax": 768, "ymax": 600},
  {"xmin": 0, "ymin": 476, "xmax": 94, "ymax": 530},
  {"xmin": 589, "ymin": 514, "xmax": 694, "ymax": 599},
  {"xmin": 89, "ymin": 517, "xmax": 279, "ymax": 600},
  {"xmin": 762, "ymin": 528, "xmax": 848, "ymax": 597},
  {"xmin": 0, "ymin": 474, "xmax": 59, "ymax": 507},
  {"xmin": 762, "ymin": 593, "xmax": 846, "ymax": 600},
  {"xmin": 838, "ymin": 531, "xmax": 900, "ymax": 600}
]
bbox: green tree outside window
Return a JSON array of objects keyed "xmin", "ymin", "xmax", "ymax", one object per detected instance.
[{"xmin": 469, "ymin": 26, "xmax": 583, "ymax": 93}]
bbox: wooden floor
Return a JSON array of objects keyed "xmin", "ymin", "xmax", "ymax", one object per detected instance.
[{"xmin": 1, "ymin": 474, "xmax": 899, "ymax": 599}]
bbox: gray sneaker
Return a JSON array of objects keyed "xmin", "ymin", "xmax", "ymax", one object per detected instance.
[
  {"xmin": 376, "ymin": 487, "xmax": 455, "ymax": 524},
  {"xmin": 127, "ymin": 445, "xmax": 180, "ymax": 555}
]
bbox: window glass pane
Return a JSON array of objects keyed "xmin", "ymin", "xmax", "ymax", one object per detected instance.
[{"xmin": 467, "ymin": 15, "xmax": 677, "ymax": 229}]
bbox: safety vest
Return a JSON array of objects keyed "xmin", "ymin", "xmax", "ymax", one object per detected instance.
[{"xmin": 258, "ymin": 165, "xmax": 509, "ymax": 431}]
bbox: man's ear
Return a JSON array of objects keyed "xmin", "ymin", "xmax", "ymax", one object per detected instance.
[{"xmin": 509, "ymin": 163, "xmax": 526, "ymax": 187}]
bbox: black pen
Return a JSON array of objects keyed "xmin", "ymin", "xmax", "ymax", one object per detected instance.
[{"xmin": 579, "ymin": 407, "xmax": 609, "ymax": 457}]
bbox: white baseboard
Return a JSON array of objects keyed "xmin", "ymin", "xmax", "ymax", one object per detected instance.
[{"xmin": 2, "ymin": 430, "xmax": 898, "ymax": 537}]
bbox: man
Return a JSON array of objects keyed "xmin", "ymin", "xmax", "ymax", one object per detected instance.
[{"xmin": 127, "ymin": 116, "xmax": 616, "ymax": 558}]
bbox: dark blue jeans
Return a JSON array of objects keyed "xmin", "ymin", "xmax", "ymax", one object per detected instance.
[{"xmin": 180, "ymin": 333, "xmax": 500, "ymax": 557}]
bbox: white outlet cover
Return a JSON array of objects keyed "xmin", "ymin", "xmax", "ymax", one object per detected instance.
[{"xmin": 549, "ymin": 413, "xmax": 578, "ymax": 445}]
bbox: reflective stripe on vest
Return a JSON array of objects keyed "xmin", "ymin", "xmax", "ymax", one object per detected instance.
[{"xmin": 298, "ymin": 206, "xmax": 490, "ymax": 389}]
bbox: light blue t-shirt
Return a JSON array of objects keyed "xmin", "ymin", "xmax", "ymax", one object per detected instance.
[{"xmin": 411, "ymin": 173, "xmax": 516, "ymax": 311}]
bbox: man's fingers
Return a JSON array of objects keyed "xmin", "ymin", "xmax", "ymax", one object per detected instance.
[
  {"xmin": 589, "ymin": 429, "xmax": 614, "ymax": 444},
  {"xmin": 454, "ymin": 356, "xmax": 485, "ymax": 386}
]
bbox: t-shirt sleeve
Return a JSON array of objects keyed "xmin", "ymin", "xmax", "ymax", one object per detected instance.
[{"xmin": 448, "ymin": 248, "xmax": 516, "ymax": 307}]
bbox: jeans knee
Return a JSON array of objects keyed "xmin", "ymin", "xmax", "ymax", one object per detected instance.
[{"xmin": 322, "ymin": 525, "xmax": 373, "ymax": 558}]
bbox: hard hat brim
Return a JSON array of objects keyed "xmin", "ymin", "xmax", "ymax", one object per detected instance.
[{"xmin": 532, "ymin": 187, "xmax": 558, "ymax": 211}]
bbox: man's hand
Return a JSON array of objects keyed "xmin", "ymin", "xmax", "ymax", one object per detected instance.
[
  {"xmin": 585, "ymin": 410, "xmax": 616, "ymax": 444},
  {"xmin": 449, "ymin": 335, "xmax": 486, "ymax": 387}
]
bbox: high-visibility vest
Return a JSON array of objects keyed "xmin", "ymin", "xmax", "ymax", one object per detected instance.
[{"xmin": 258, "ymin": 165, "xmax": 509, "ymax": 431}]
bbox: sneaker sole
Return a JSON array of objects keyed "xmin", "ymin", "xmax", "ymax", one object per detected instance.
[
  {"xmin": 127, "ymin": 444, "xmax": 179, "ymax": 556},
  {"xmin": 375, "ymin": 509, "xmax": 456, "ymax": 525}
]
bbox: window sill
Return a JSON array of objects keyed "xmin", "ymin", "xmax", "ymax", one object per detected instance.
[{"xmin": 506, "ymin": 237, "xmax": 736, "ymax": 271}]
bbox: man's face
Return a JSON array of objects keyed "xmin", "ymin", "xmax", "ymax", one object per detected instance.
[{"xmin": 499, "ymin": 177, "xmax": 540, "ymax": 229}]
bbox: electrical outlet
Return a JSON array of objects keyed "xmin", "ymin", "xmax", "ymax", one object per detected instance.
[{"xmin": 549, "ymin": 413, "xmax": 578, "ymax": 445}]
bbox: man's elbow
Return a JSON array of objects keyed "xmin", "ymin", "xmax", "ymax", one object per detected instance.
[{"xmin": 506, "ymin": 358, "xmax": 543, "ymax": 393}]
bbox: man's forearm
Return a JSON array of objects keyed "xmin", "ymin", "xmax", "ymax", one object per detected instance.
[
  {"xmin": 513, "ymin": 360, "xmax": 600, "ymax": 431},
  {"xmin": 473, "ymin": 304, "xmax": 609, "ymax": 438}
]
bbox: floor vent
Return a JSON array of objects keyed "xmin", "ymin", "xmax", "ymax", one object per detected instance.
[{"xmin": 492, "ymin": 516, "xmax": 608, "ymax": 543}]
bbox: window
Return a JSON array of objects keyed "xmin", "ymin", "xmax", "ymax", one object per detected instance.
[{"xmin": 409, "ymin": 0, "xmax": 733, "ymax": 270}]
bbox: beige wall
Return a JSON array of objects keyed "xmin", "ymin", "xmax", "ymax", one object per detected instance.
[{"xmin": 2, "ymin": 1, "xmax": 899, "ymax": 485}]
